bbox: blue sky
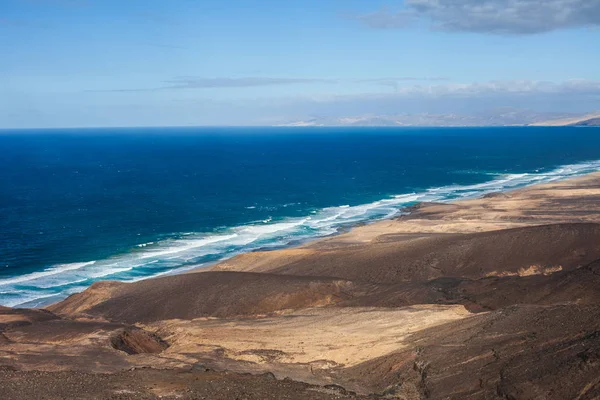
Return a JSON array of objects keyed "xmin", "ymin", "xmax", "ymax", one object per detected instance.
[{"xmin": 2, "ymin": 0, "xmax": 600, "ymax": 127}]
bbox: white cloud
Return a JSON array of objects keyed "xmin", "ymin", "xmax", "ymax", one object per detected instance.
[
  {"xmin": 9, "ymin": 79, "xmax": 599, "ymax": 128},
  {"xmin": 265, "ymin": 79, "xmax": 600, "ymax": 119},
  {"xmin": 90, "ymin": 76, "xmax": 448, "ymax": 92},
  {"xmin": 357, "ymin": 0, "xmax": 600, "ymax": 34},
  {"xmin": 310, "ymin": 79, "xmax": 600, "ymax": 100}
]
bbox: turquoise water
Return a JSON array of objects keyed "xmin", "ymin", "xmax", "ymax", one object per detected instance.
[{"xmin": 1, "ymin": 126, "xmax": 600, "ymax": 307}]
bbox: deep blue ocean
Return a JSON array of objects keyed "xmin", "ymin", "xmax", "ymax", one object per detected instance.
[{"xmin": 1, "ymin": 126, "xmax": 600, "ymax": 307}]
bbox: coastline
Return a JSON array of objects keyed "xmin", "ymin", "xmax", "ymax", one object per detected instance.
[
  {"xmin": 3, "ymin": 169, "xmax": 600, "ymax": 398},
  {"xmin": 35, "ymin": 168, "xmax": 600, "ymax": 304},
  {"xmin": 203, "ymin": 170, "xmax": 600, "ymax": 275},
  {"xmin": 4, "ymin": 158, "xmax": 600, "ymax": 309}
]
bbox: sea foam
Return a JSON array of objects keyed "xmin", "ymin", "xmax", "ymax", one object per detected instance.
[{"xmin": 2, "ymin": 159, "xmax": 600, "ymax": 308}]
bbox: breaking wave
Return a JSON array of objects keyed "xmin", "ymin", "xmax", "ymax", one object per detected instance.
[{"xmin": 2, "ymin": 159, "xmax": 600, "ymax": 308}]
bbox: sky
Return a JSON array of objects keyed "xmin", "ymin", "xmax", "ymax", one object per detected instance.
[{"xmin": 1, "ymin": 0, "xmax": 600, "ymax": 128}]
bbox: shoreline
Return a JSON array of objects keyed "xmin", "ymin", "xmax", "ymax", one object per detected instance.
[
  {"xmin": 4, "ymin": 169, "xmax": 600, "ymax": 399},
  {"xmin": 36, "ymin": 168, "xmax": 600, "ymax": 308},
  {"xmin": 4, "ymin": 163, "xmax": 600, "ymax": 309},
  {"xmin": 202, "ymin": 170, "xmax": 600, "ymax": 275}
]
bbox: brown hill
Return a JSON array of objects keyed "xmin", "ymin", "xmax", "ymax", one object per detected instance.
[
  {"xmin": 0, "ymin": 306, "xmax": 59, "ymax": 331},
  {"xmin": 49, "ymin": 271, "xmax": 371, "ymax": 323},
  {"xmin": 444, "ymin": 258, "xmax": 600, "ymax": 311},
  {"xmin": 5, "ymin": 173, "xmax": 600, "ymax": 399},
  {"xmin": 48, "ymin": 223, "xmax": 600, "ymax": 324},
  {"xmin": 342, "ymin": 258, "xmax": 600, "ymax": 312},
  {"xmin": 269, "ymin": 223, "xmax": 600, "ymax": 283},
  {"xmin": 339, "ymin": 304, "xmax": 600, "ymax": 399},
  {"xmin": 48, "ymin": 225, "xmax": 600, "ymax": 325}
]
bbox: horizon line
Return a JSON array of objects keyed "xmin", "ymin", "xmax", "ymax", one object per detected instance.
[{"xmin": 0, "ymin": 124, "xmax": 583, "ymax": 132}]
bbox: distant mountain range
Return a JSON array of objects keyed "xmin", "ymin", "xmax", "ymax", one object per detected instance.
[
  {"xmin": 275, "ymin": 109, "xmax": 600, "ymax": 127},
  {"xmin": 530, "ymin": 113, "xmax": 600, "ymax": 127}
]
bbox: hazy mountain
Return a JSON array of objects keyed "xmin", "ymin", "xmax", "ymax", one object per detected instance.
[
  {"xmin": 276, "ymin": 108, "xmax": 588, "ymax": 127},
  {"xmin": 531, "ymin": 112, "xmax": 600, "ymax": 126}
]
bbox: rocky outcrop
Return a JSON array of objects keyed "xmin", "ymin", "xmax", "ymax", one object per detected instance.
[{"xmin": 110, "ymin": 327, "xmax": 169, "ymax": 355}]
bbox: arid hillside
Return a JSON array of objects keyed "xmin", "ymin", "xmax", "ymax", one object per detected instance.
[{"xmin": 2, "ymin": 173, "xmax": 600, "ymax": 399}]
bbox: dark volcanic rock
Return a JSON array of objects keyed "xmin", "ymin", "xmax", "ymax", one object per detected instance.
[{"xmin": 110, "ymin": 327, "xmax": 169, "ymax": 355}]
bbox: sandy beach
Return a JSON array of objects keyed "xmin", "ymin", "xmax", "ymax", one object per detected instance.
[{"xmin": 2, "ymin": 172, "xmax": 600, "ymax": 399}]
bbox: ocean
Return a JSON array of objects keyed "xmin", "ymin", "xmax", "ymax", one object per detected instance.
[{"xmin": 1, "ymin": 126, "xmax": 600, "ymax": 308}]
